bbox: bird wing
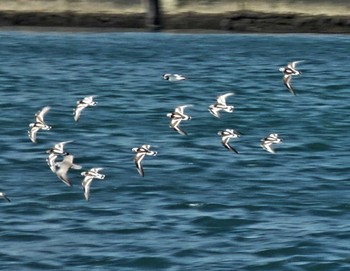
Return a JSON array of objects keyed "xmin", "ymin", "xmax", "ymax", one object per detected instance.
[
  {"xmin": 222, "ymin": 136, "xmax": 239, "ymax": 154},
  {"xmin": 283, "ymin": 74, "xmax": 296, "ymax": 95},
  {"xmin": 175, "ymin": 104, "xmax": 192, "ymax": 116},
  {"xmin": 261, "ymin": 142, "xmax": 275, "ymax": 154},
  {"xmin": 134, "ymin": 153, "xmax": 145, "ymax": 177},
  {"xmin": 82, "ymin": 176, "xmax": 94, "ymax": 201},
  {"xmin": 28, "ymin": 126, "xmax": 40, "ymax": 143},
  {"xmin": 70, "ymin": 163, "xmax": 82, "ymax": 170},
  {"xmin": 169, "ymin": 118, "xmax": 182, "ymax": 129},
  {"xmin": 90, "ymin": 168, "xmax": 104, "ymax": 176},
  {"xmin": 267, "ymin": 133, "xmax": 279, "ymax": 141},
  {"xmin": 140, "ymin": 144, "xmax": 151, "ymax": 151},
  {"xmin": 217, "ymin": 92, "xmax": 234, "ymax": 105},
  {"xmin": 209, "ymin": 106, "xmax": 221, "ymax": 118},
  {"xmin": 3, "ymin": 195, "xmax": 10, "ymax": 202},
  {"xmin": 55, "ymin": 155, "xmax": 74, "ymax": 186},
  {"xmin": 1, "ymin": 193, "xmax": 10, "ymax": 202},
  {"xmin": 73, "ymin": 103, "xmax": 88, "ymax": 122},
  {"xmin": 82, "ymin": 95, "xmax": 97, "ymax": 104},
  {"xmin": 47, "ymin": 153, "xmax": 58, "ymax": 173},
  {"xmin": 170, "ymin": 119, "xmax": 187, "ymax": 136},
  {"xmin": 223, "ymin": 142, "xmax": 239, "ymax": 154},
  {"xmin": 35, "ymin": 106, "xmax": 51, "ymax": 124},
  {"xmin": 55, "ymin": 140, "xmax": 73, "ymax": 153},
  {"xmin": 227, "ymin": 129, "xmax": 241, "ymax": 137},
  {"xmin": 289, "ymin": 60, "xmax": 303, "ymax": 69}
]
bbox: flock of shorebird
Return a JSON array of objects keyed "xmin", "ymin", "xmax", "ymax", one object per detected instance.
[
  {"xmin": 27, "ymin": 96, "xmax": 106, "ymax": 201},
  {"xmin": 0, "ymin": 61, "xmax": 302, "ymax": 203}
]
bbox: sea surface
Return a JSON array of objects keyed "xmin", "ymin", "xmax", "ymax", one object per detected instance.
[{"xmin": 0, "ymin": 30, "xmax": 349, "ymax": 271}]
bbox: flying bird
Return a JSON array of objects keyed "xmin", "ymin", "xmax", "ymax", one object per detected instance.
[
  {"xmin": 209, "ymin": 92, "xmax": 234, "ymax": 118},
  {"xmin": 28, "ymin": 106, "xmax": 51, "ymax": 143},
  {"xmin": 167, "ymin": 105, "xmax": 192, "ymax": 135},
  {"xmin": 0, "ymin": 192, "xmax": 10, "ymax": 202},
  {"xmin": 81, "ymin": 168, "xmax": 105, "ymax": 201},
  {"xmin": 260, "ymin": 133, "xmax": 282, "ymax": 154},
  {"xmin": 163, "ymin": 73, "xmax": 186, "ymax": 81},
  {"xmin": 217, "ymin": 129, "xmax": 241, "ymax": 154},
  {"xmin": 73, "ymin": 96, "xmax": 97, "ymax": 122},
  {"xmin": 132, "ymin": 144, "xmax": 157, "ymax": 177},
  {"xmin": 55, "ymin": 154, "xmax": 78, "ymax": 186},
  {"xmin": 279, "ymin": 61, "xmax": 303, "ymax": 95},
  {"xmin": 46, "ymin": 141, "xmax": 73, "ymax": 173}
]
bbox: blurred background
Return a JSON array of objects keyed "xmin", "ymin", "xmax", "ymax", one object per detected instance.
[
  {"xmin": 0, "ymin": 1, "xmax": 348, "ymax": 32},
  {"xmin": 0, "ymin": 0, "xmax": 349, "ymax": 15}
]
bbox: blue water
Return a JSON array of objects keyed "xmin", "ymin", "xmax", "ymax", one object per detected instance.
[{"xmin": 0, "ymin": 31, "xmax": 349, "ymax": 270}]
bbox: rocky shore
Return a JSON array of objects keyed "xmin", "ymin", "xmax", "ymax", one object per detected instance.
[{"xmin": 0, "ymin": 11, "xmax": 349, "ymax": 33}]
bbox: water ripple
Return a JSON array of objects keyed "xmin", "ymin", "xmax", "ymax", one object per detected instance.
[{"xmin": 0, "ymin": 32, "xmax": 349, "ymax": 270}]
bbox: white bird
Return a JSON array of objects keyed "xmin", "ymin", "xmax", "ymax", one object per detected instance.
[
  {"xmin": 81, "ymin": 168, "xmax": 105, "ymax": 201},
  {"xmin": 279, "ymin": 61, "xmax": 303, "ymax": 95},
  {"xmin": 55, "ymin": 160, "xmax": 82, "ymax": 170},
  {"xmin": 217, "ymin": 129, "xmax": 241, "ymax": 154},
  {"xmin": 163, "ymin": 73, "xmax": 186, "ymax": 81},
  {"xmin": 0, "ymin": 192, "xmax": 10, "ymax": 202},
  {"xmin": 260, "ymin": 133, "xmax": 282, "ymax": 154},
  {"xmin": 132, "ymin": 144, "xmax": 157, "ymax": 177},
  {"xmin": 46, "ymin": 141, "xmax": 73, "ymax": 173},
  {"xmin": 28, "ymin": 106, "xmax": 51, "ymax": 143},
  {"xmin": 73, "ymin": 96, "xmax": 97, "ymax": 122},
  {"xmin": 55, "ymin": 154, "xmax": 78, "ymax": 186},
  {"xmin": 209, "ymin": 92, "xmax": 234, "ymax": 118},
  {"xmin": 167, "ymin": 105, "xmax": 192, "ymax": 135}
]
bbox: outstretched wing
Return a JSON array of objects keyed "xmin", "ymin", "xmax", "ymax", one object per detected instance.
[
  {"xmin": 170, "ymin": 119, "xmax": 187, "ymax": 136},
  {"xmin": 47, "ymin": 153, "xmax": 58, "ymax": 173},
  {"xmin": 54, "ymin": 140, "xmax": 73, "ymax": 154},
  {"xmin": 82, "ymin": 176, "xmax": 93, "ymax": 201},
  {"xmin": 217, "ymin": 92, "xmax": 234, "ymax": 105},
  {"xmin": 1, "ymin": 193, "xmax": 10, "ymax": 202},
  {"xmin": 261, "ymin": 142, "xmax": 275, "ymax": 154},
  {"xmin": 283, "ymin": 74, "xmax": 296, "ymax": 95},
  {"xmin": 28, "ymin": 126, "xmax": 40, "ymax": 143},
  {"xmin": 209, "ymin": 106, "xmax": 221, "ymax": 118},
  {"xmin": 73, "ymin": 103, "xmax": 88, "ymax": 122},
  {"xmin": 35, "ymin": 106, "xmax": 51, "ymax": 124},
  {"xmin": 288, "ymin": 60, "xmax": 304, "ymax": 69},
  {"xmin": 221, "ymin": 136, "xmax": 239, "ymax": 154},
  {"xmin": 134, "ymin": 153, "xmax": 145, "ymax": 177},
  {"xmin": 55, "ymin": 155, "xmax": 74, "ymax": 186},
  {"xmin": 174, "ymin": 104, "xmax": 192, "ymax": 115}
]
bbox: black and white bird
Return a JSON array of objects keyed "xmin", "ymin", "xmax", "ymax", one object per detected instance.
[
  {"xmin": 0, "ymin": 192, "xmax": 10, "ymax": 202},
  {"xmin": 167, "ymin": 105, "xmax": 192, "ymax": 135},
  {"xmin": 163, "ymin": 73, "xmax": 186, "ymax": 81},
  {"xmin": 132, "ymin": 144, "xmax": 157, "ymax": 177},
  {"xmin": 260, "ymin": 133, "xmax": 282, "ymax": 154},
  {"xmin": 46, "ymin": 141, "xmax": 73, "ymax": 173},
  {"xmin": 81, "ymin": 168, "xmax": 105, "ymax": 201},
  {"xmin": 28, "ymin": 106, "xmax": 51, "ymax": 143},
  {"xmin": 217, "ymin": 129, "xmax": 241, "ymax": 154},
  {"xmin": 279, "ymin": 61, "xmax": 303, "ymax": 95},
  {"xmin": 209, "ymin": 92, "xmax": 234, "ymax": 118},
  {"xmin": 73, "ymin": 96, "xmax": 97, "ymax": 122}
]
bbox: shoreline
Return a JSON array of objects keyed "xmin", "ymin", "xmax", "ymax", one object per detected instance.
[
  {"xmin": 1, "ymin": 26, "xmax": 349, "ymax": 36},
  {"xmin": 0, "ymin": 11, "xmax": 348, "ymax": 34}
]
